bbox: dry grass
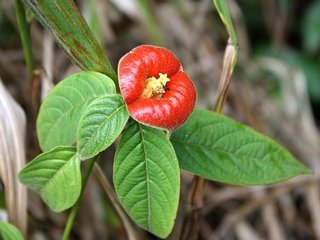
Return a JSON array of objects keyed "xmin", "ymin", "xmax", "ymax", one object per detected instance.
[{"xmin": 0, "ymin": 0, "xmax": 319, "ymax": 239}]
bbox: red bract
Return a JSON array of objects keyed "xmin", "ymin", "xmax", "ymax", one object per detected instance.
[{"xmin": 118, "ymin": 45, "xmax": 196, "ymax": 131}]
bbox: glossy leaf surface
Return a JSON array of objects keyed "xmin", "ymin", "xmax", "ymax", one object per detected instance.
[
  {"xmin": 171, "ymin": 108, "xmax": 312, "ymax": 185},
  {"xmin": 114, "ymin": 122, "xmax": 180, "ymax": 238},
  {"xmin": 37, "ymin": 71, "xmax": 116, "ymax": 151},
  {"xmin": 212, "ymin": 0, "xmax": 238, "ymax": 74},
  {"xmin": 78, "ymin": 94, "xmax": 129, "ymax": 159},
  {"xmin": 19, "ymin": 146, "xmax": 81, "ymax": 212}
]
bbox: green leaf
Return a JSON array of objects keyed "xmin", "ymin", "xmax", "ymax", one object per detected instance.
[
  {"xmin": 212, "ymin": 0, "xmax": 238, "ymax": 47},
  {"xmin": 19, "ymin": 146, "xmax": 81, "ymax": 212},
  {"xmin": 113, "ymin": 122, "xmax": 180, "ymax": 238},
  {"xmin": 20, "ymin": 0, "xmax": 117, "ymax": 81},
  {"xmin": 77, "ymin": 94, "xmax": 129, "ymax": 159},
  {"xmin": 37, "ymin": 71, "xmax": 116, "ymax": 151},
  {"xmin": 212, "ymin": 0, "xmax": 238, "ymax": 82},
  {"xmin": 0, "ymin": 222, "xmax": 24, "ymax": 240},
  {"xmin": 87, "ymin": 0, "xmax": 103, "ymax": 44},
  {"xmin": 171, "ymin": 108, "xmax": 312, "ymax": 185}
]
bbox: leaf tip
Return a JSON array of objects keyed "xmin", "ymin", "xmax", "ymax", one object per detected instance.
[{"xmin": 299, "ymin": 165, "xmax": 314, "ymax": 175}]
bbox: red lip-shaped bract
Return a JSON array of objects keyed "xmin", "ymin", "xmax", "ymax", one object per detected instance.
[{"xmin": 118, "ymin": 45, "xmax": 196, "ymax": 131}]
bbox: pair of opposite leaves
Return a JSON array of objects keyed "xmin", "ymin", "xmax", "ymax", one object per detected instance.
[{"xmin": 19, "ymin": 45, "xmax": 311, "ymax": 239}]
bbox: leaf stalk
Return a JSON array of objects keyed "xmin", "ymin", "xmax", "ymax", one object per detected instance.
[{"xmin": 62, "ymin": 156, "xmax": 96, "ymax": 240}]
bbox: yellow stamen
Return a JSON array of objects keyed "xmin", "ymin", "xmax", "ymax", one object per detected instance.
[{"xmin": 141, "ymin": 73, "xmax": 170, "ymax": 99}]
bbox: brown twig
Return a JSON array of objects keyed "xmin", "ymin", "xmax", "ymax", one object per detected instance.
[
  {"xmin": 180, "ymin": 38, "xmax": 237, "ymax": 240},
  {"xmin": 27, "ymin": 69, "xmax": 43, "ymax": 155},
  {"xmin": 180, "ymin": 177, "xmax": 206, "ymax": 240},
  {"xmin": 93, "ymin": 163, "xmax": 142, "ymax": 240},
  {"xmin": 210, "ymin": 175, "xmax": 320, "ymax": 239}
]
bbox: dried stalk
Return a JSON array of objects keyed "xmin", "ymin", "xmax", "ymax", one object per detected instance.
[
  {"xmin": 0, "ymin": 80, "xmax": 27, "ymax": 236},
  {"xmin": 93, "ymin": 163, "xmax": 142, "ymax": 240},
  {"xmin": 180, "ymin": 38, "xmax": 238, "ymax": 240}
]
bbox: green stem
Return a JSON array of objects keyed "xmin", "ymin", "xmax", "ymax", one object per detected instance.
[
  {"xmin": 62, "ymin": 156, "xmax": 96, "ymax": 240},
  {"xmin": 15, "ymin": 0, "xmax": 34, "ymax": 77},
  {"xmin": 166, "ymin": 130, "xmax": 172, "ymax": 139}
]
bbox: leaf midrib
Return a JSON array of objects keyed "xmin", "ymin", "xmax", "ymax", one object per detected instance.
[
  {"xmin": 80, "ymin": 99, "xmax": 125, "ymax": 154},
  {"xmin": 40, "ymin": 154, "xmax": 77, "ymax": 193},
  {"xmin": 41, "ymin": 93, "xmax": 114, "ymax": 148},
  {"xmin": 170, "ymin": 137, "xmax": 277, "ymax": 164},
  {"xmin": 139, "ymin": 124, "xmax": 152, "ymax": 231}
]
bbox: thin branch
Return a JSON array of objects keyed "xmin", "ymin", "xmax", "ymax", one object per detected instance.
[
  {"xmin": 180, "ymin": 37, "xmax": 238, "ymax": 240},
  {"xmin": 62, "ymin": 156, "xmax": 96, "ymax": 240},
  {"xmin": 93, "ymin": 163, "xmax": 142, "ymax": 240},
  {"xmin": 14, "ymin": 0, "xmax": 34, "ymax": 77},
  {"xmin": 211, "ymin": 175, "xmax": 320, "ymax": 239}
]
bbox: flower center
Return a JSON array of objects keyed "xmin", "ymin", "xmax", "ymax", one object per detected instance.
[{"xmin": 141, "ymin": 73, "xmax": 170, "ymax": 99}]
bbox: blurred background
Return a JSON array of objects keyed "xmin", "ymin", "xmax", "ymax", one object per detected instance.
[{"xmin": 0, "ymin": 0, "xmax": 319, "ymax": 239}]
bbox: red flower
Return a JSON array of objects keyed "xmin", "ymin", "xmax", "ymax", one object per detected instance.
[{"xmin": 118, "ymin": 45, "xmax": 196, "ymax": 131}]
